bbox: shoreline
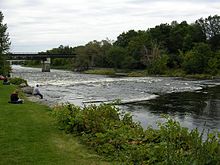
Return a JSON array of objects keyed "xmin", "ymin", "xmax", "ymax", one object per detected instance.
[
  {"xmin": 26, "ymin": 95, "xmax": 56, "ymax": 107},
  {"xmin": 21, "ymin": 86, "xmax": 56, "ymax": 108},
  {"xmin": 19, "ymin": 65, "xmax": 220, "ymax": 80}
]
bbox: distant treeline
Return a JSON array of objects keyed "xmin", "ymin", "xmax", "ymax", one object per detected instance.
[{"xmin": 26, "ymin": 15, "xmax": 220, "ymax": 75}]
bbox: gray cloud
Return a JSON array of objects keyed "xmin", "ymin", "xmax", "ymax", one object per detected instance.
[{"xmin": 1, "ymin": 0, "xmax": 220, "ymax": 52}]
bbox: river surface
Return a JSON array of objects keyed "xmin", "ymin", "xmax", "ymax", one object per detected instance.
[{"xmin": 11, "ymin": 65, "xmax": 220, "ymax": 133}]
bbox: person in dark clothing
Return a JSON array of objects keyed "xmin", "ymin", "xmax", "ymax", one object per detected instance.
[
  {"xmin": 3, "ymin": 77, "xmax": 10, "ymax": 85},
  {"xmin": 9, "ymin": 90, "xmax": 23, "ymax": 104}
]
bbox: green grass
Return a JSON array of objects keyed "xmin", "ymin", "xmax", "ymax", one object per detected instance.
[
  {"xmin": 0, "ymin": 83, "xmax": 109, "ymax": 165},
  {"xmin": 84, "ymin": 68, "xmax": 115, "ymax": 75},
  {"xmin": 127, "ymin": 70, "xmax": 147, "ymax": 77},
  {"xmin": 83, "ymin": 67, "xmax": 220, "ymax": 79}
]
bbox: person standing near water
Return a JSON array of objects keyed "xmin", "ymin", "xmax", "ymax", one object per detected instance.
[{"xmin": 33, "ymin": 84, "xmax": 43, "ymax": 99}]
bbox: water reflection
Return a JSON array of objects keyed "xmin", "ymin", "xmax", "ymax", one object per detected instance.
[{"xmin": 122, "ymin": 85, "xmax": 220, "ymax": 132}]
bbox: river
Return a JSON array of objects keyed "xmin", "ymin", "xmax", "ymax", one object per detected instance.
[{"xmin": 11, "ymin": 65, "xmax": 220, "ymax": 133}]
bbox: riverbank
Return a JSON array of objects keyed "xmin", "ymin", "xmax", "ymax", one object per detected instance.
[
  {"xmin": 20, "ymin": 64, "xmax": 220, "ymax": 79},
  {"xmin": 84, "ymin": 68, "xmax": 220, "ymax": 79},
  {"xmin": 0, "ymin": 83, "xmax": 109, "ymax": 164}
]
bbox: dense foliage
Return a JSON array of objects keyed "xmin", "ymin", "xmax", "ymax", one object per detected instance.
[
  {"xmin": 0, "ymin": 11, "xmax": 11, "ymax": 75},
  {"xmin": 9, "ymin": 77, "xmax": 28, "ymax": 86},
  {"xmin": 26, "ymin": 14, "xmax": 220, "ymax": 76},
  {"xmin": 53, "ymin": 103, "xmax": 220, "ymax": 164}
]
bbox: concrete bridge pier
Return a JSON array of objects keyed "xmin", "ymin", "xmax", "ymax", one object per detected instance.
[{"xmin": 42, "ymin": 58, "xmax": 51, "ymax": 72}]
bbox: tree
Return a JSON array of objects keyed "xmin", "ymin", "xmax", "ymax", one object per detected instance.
[
  {"xmin": 168, "ymin": 21, "xmax": 189, "ymax": 53},
  {"xmin": 196, "ymin": 15, "xmax": 220, "ymax": 39},
  {"xmin": 73, "ymin": 40, "xmax": 112, "ymax": 69},
  {"xmin": 166, "ymin": 22, "xmax": 206, "ymax": 68},
  {"xmin": 73, "ymin": 46, "xmax": 90, "ymax": 71},
  {"xmin": 99, "ymin": 39, "xmax": 113, "ymax": 67},
  {"xmin": 127, "ymin": 31, "xmax": 152, "ymax": 69},
  {"xmin": 0, "ymin": 11, "xmax": 10, "ymax": 75},
  {"xmin": 148, "ymin": 54, "xmax": 169, "ymax": 75},
  {"xmin": 148, "ymin": 23, "xmax": 171, "ymax": 51},
  {"xmin": 209, "ymin": 34, "xmax": 220, "ymax": 51},
  {"xmin": 182, "ymin": 43, "xmax": 213, "ymax": 74},
  {"xmin": 84, "ymin": 40, "xmax": 102, "ymax": 67},
  {"xmin": 196, "ymin": 15, "xmax": 220, "ymax": 50},
  {"xmin": 106, "ymin": 46, "xmax": 127, "ymax": 69},
  {"xmin": 114, "ymin": 30, "xmax": 138, "ymax": 47},
  {"xmin": 38, "ymin": 45, "xmax": 74, "ymax": 69},
  {"xmin": 145, "ymin": 43, "xmax": 168, "ymax": 74},
  {"xmin": 208, "ymin": 50, "xmax": 220, "ymax": 74}
]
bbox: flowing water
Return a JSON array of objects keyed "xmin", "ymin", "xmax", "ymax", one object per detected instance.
[{"xmin": 11, "ymin": 65, "xmax": 220, "ymax": 132}]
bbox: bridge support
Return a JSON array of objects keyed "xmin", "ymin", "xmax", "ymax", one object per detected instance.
[{"xmin": 42, "ymin": 58, "xmax": 51, "ymax": 72}]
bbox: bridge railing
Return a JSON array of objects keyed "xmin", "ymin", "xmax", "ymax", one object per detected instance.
[
  {"xmin": 10, "ymin": 52, "xmax": 39, "ymax": 54},
  {"xmin": 7, "ymin": 53, "xmax": 76, "ymax": 60}
]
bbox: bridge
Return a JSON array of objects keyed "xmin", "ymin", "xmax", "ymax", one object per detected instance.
[{"xmin": 7, "ymin": 53, "xmax": 76, "ymax": 72}]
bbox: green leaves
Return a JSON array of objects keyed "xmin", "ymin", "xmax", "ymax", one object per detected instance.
[
  {"xmin": 182, "ymin": 43, "xmax": 214, "ymax": 74},
  {"xmin": 53, "ymin": 103, "xmax": 220, "ymax": 164},
  {"xmin": 0, "ymin": 11, "xmax": 10, "ymax": 54},
  {"xmin": 196, "ymin": 15, "xmax": 220, "ymax": 39},
  {"xmin": 106, "ymin": 46, "xmax": 127, "ymax": 69},
  {"xmin": 9, "ymin": 77, "xmax": 28, "ymax": 86},
  {"xmin": 0, "ymin": 11, "xmax": 10, "ymax": 75}
]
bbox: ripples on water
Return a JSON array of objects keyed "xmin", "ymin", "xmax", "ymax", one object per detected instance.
[{"xmin": 12, "ymin": 65, "xmax": 220, "ymax": 132}]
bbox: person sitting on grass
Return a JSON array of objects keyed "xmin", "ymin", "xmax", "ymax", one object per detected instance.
[
  {"xmin": 9, "ymin": 90, "xmax": 23, "ymax": 104},
  {"xmin": 33, "ymin": 84, "xmax": 43, "ymax": 99}
]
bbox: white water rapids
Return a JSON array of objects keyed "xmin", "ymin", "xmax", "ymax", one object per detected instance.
[
  {"xmin": 11, "ymin": 65, "xmax": 220, "ymax": 133},
  {"xmin": 11, "ymin": 65, "xmax": 217, "ymax": 106}
]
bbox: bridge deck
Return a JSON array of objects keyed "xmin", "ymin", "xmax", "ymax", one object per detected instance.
[{"xmin": 7, "ymin": 53, "xmax": 76, "ymax": 60}]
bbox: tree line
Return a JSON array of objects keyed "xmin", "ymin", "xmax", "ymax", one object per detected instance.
[{"xmin": 35, "ymin": 14, "xmax": 220, "ymax": 75}]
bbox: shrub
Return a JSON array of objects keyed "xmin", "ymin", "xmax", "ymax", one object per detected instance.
[
  {"xmin": 148, "ymin": 54, "xmax": 169, "ymax": 75},
  {"xmin": 127, "ymin": 71, "xmax": 147, "ymax": 77},
  {"xmin": 10, "ymin": 77, "xmax": 28, "ymax": 86},
  {"xmin": 182, "ymin": 43, "xmax": 213, "ymax": 74},
  {"xmin": 84, "ymin": 69, "xmax": 115, "ymax": 75},
  {"xmin": 165, "ymin": 69, "xmax": 186, "ymax": 77},
  {"xmin": 53, "ymin": 103, "xmax": 220, "ymax": 164}
]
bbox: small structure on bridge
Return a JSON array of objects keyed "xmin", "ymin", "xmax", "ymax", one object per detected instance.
[
  {"xmin": 42, "ymin": 58, "xmax": 51, "ymax": 72},
  {"xmin": 7, "ymin": 53, "xmax": 75, "ymax": 72}
]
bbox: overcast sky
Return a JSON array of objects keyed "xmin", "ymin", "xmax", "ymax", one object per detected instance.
[{"xmin": 1, "ymin": 0, "xmax": 219, "ymax": 52}]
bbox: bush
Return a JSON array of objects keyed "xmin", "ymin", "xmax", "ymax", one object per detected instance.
[
  {"xmin": 182, "ymin": 43, "xmax": 214, "ymax": 74},
  {"xmin": 84, "ymin": 69, "xmax": 115, "ymax": 75},
  {"xmin": 148, "ymin": 54, "xmax": 169, "ymax": 75},
  {"xmin": 10, "ymin": 77, "xmax": 28, "ymax": 86},
  {"xmin": 53, "ymin": 103, "xmax": 220, "ymax": 164},
  {"xmin": 165, "ymin": 69, "xmax": 186, "ymax": 77},
  {"xmin": 127, "ymin": 71, "xmax": 147, "ymax": 77},
  {"xmin": 53, "ymin": 104, "xmax": 139, "ymax": 134}
]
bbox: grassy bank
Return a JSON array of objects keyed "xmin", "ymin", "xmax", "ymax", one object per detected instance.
[
  {"xmin": 0, "ymin": 83, "xmax": 108, "ymax": 165},
  {"xmin": 83, "ymin": 68, "xmax": 220, "ymax": 79},
  {"xmin": 20, "ymin": 64, "xmax": 220, "ymax": 79}
]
